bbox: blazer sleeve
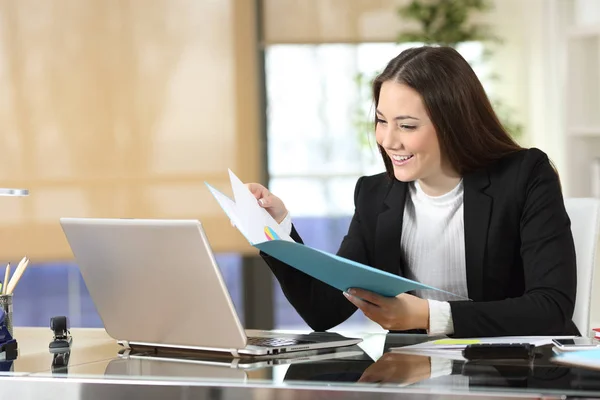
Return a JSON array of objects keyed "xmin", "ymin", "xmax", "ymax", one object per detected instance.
[
  {"xmin": 259, "ymin": 177, "xmax": 371, "ymax": 331},
  {"xmin": 449, "ymin": 151, "xmax": 577, "ymax": 337}
]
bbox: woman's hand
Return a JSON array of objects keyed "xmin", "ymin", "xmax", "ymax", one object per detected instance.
[
  {"xmin": 343, "ymin": 289, "xmax": 429, "ymax": 331},
  {"xmin": 358, "ymin": 353, "xmax": 431, "ymax": 384},
  {"xmin": 245, "ymin": 183, "xmax": 289, "ymax": 223}
]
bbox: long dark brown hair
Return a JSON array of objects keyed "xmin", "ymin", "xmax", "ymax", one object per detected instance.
[{"xmin": 373, "ymin": 46, "xmax": 522, "ymax": 179}]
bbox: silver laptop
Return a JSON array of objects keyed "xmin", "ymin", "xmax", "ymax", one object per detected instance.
[{"xmin": 59, "ymin": 218, "xmax": 362, "ymax": 357}]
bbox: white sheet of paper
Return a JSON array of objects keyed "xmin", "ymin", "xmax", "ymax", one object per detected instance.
[
  {"xmin": 395, "ymin": 349, "xmax": 467, "ymax": 361},
  {"xmin": 227, "ymin": 169, "xmax": 293, "ymax": 244},
  {"xmin": 205, "ymin": 183, "xmax": 250, "ymax": 242},
  {"xmin": 206, "ymin": 169, "xmax": 292, "ymax": 245}
]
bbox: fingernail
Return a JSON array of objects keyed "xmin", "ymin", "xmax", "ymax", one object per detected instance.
[
  {"xmin": 258, "ymin": 199, "xmax": 265, "ymax": 206},
  {"xmin": 343, "ymin": 291, "xmax": 352, "ymax": 299},
  {"xmin": 348, "ymin": 289, "xmax": 356, "ymax": 295}
]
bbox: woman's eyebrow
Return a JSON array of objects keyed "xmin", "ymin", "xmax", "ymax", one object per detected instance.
[{"xmin": 376, "ymin": 109, "xmax": 419, "ymax": 121}]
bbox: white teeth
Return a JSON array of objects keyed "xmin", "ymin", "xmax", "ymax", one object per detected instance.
[{"xmin": 392, "ymin": 155, "xmax": 412, "ymax": 161}]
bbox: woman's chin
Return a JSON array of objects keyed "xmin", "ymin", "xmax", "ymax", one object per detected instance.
[{"xmin": 393, "ymin": 170, "xmax": 418, "ymax": 183}]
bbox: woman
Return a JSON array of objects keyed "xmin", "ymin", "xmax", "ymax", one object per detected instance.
[{"xmin": 248, "ymin": 46, "xmax": 577, "ymax": 337}]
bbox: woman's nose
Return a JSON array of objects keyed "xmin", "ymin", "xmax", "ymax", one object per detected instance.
[{"xmin": 381, "ymin": 126, "xmax": 402, "ymax": 150}]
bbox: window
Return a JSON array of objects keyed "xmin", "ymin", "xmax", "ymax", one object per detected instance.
[{"xmin": 265, "ymin": 42, "xmax": 486, "ymax": 217}]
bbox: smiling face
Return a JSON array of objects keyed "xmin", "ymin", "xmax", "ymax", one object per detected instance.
[{"xmin": 375, "ymin": 81, "xmax": 458, "ymax": 194}]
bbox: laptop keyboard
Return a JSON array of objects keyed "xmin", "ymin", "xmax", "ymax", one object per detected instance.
[{"xmin": 246, "ymin": 337, "xmax": 314, "ymax": 348}]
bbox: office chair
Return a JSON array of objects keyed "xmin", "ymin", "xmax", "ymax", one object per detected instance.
[{"xmin": 564, "ymin": 198, "xmax": 600, "ymax": 336}]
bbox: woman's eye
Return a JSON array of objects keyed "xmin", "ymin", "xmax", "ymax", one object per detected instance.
[
  {"xmin": 399, "ymin": 124, "xmax": 416, "ymax": 131},
  {"xmin": 376, "ymin": 118, "xmax": 387, "ymax": 125}
]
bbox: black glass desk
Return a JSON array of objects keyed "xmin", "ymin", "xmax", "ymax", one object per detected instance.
[{"xmin": 3, "ymin": 327, "xmax": 600, "ymax": 399}]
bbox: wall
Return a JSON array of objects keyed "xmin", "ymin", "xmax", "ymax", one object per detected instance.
[{"xmin": 0, "ymin": 0, "xmax": 262, "ymax": 260}]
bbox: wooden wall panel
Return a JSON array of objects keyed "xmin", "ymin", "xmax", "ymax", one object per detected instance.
[{"xmin": 0, "ymin": 0, "xmax": 261, "ymax": 260}]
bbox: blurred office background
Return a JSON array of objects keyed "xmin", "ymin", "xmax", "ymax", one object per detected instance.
[{"xmin": 0, "ymin": 0, "xmax": 598, "ymax": 332}]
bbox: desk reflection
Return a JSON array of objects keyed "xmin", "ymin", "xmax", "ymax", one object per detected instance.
[
  {"xmin": 90, "ymin": 333, "xmax": 600, "ymax": 396},
  {"xmin": 284, "ymin": 338, "xmax": 600, "ymax": 394},
  {"xmin": 104, "ymin": 344, "xmax": 373, "ymax": 383},
  {"xmin": 358, "ymin": 352, "xmax": 431, "ymax": 384}
]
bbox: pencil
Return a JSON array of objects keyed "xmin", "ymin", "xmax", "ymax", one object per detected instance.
[
  {"xmin": 6, "ymin": 256, "xmax": 28, "ymax": 295},
  {"xmin": 1, "ymin": 263, "xmax": 9, "ymax": 295}
]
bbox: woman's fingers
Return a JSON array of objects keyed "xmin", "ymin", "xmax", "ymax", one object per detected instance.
[
  {"xmin": 258, "ymin": 195, "xmax": 273, "ymax": 207},
  {"xmin": 246, "ymin": 183, "xmax": 269, "ymax": 200},
  {"xmin": 244, "ymin": 183, "xmax": 288, "ymax": 223}
]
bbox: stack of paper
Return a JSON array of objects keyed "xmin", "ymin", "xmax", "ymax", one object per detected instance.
[{"xmin": 206, "ymin": 169, "xmax": 461, "ymax": 298}]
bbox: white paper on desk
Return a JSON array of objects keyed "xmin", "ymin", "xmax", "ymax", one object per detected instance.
[
  {"xmin": 398, "ymin": 348, "xmax": 467, "ymax": 361},
  {"xmin": 391, "ymin": 335, "xmax": 577, "ymax": 353},
  {"xmin": 205, "ymin": 169, "xmax": 293, "ymax": 245}
]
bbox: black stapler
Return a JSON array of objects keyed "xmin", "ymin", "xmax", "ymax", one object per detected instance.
[
  {"xmin": 49, "ymin": 316, "xmax": 73, "ymax": 353},
  {"xmin": 49, "ymin": 316, "xmax": 72, "ymax": 374}
]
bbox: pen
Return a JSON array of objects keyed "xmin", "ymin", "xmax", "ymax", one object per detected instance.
[
  {"xmin": 6, "ymin": 257, "xmax": 28, "ymax": 295},
  {"xmin": 2, "ymin": 263, "xmax": 10, "ymax": 295}
]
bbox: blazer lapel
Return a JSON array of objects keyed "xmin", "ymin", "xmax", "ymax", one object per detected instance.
[
  {"xmin": 375, "ymin": 180, "xmax": 407, "ymax": 275},
  {"xmin": 463, "ymin": 169, "xmax": 492, "ymax": 302}
]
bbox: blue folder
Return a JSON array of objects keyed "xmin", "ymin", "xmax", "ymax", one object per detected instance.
[
  {"xmin": 205, "ymin": 180, "xmax": 461, "ymax": 299},
  {"xmin": 553, "ymin": 349, "xmax": 600, "ymax": 370},
  {"xmin": 255, "ymin": 239, "xmax": 456, "ymax": 298}
]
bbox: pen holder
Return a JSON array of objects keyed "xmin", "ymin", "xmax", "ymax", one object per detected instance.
[{"xmin": 0, "ymin": 294, "xmax": 13, "ymax": 338}]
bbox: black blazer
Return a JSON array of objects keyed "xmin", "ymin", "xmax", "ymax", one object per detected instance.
[{"xmin": 261, "ymin": 148, "xmax": 579, "ymax": 337}]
